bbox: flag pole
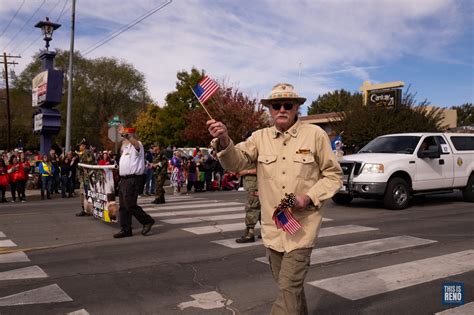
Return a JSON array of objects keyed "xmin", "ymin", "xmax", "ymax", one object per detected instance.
[{"xmin": 190, "ymin": 86, "xmax": 214, "ymax": 120}]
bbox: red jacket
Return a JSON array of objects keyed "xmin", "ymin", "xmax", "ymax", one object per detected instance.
[
  {"xmin": 8, "ymin": 163, "xmax": 25, "ymax": 182},
  {"xmin": 0, "ymin": 166, "xmax": 8, "ymax": 186}
]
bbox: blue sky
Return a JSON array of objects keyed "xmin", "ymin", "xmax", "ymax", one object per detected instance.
[{"xmin": 1, "ymin": 0, "xmax": 472, "ymax": 115}]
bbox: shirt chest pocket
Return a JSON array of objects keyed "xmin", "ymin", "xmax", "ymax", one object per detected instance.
[
  {"xmin": 293, "ymin": 154, "xmax": 315, "ymax": 179},
  {"xmin": 257, "ymin": 155, "xmax": 277, "ymax": 179}
]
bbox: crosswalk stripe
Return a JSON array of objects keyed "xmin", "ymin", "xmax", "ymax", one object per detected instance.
[
  {"xmin": 67, "ymin": 309, "xmax": 90, "ymax": 315},
  {"xmin": 0, "ymin": 232, "xmax": 5, "ymax": 238},
  {"xmin": 255, "ymin": 235, "xmax": 436, "ymax": 265},
  {"xmin": 0, "ymin": 251, "xmax": 30, "ymax": 263},
  {"xmin": 141, "ymin": 200, "xmax": 214, "ymax": 208},
  {"xmin": 182, "ymin": 218, "xmax": 332, "ymax": 235},
  {"xmin": 150, "ymin": 206, "xmax": 244, "ymax": 217},
  {"xmin": 0, "ymin": 265, "xmax": 48, "ymax": 280},
  {"xmin": 435, "ymin": 302, "xmax": 474, "ymax": 314},
  {"xmin": 0, "ymin": 240, "xmax": 17, "ymax": 247},
  {"xmin": 144, "ymin": 201, "xmax": 242, "ymax": 211},
  {"xmin": 308, "ymin": 249, "xmax": 474, "ymax": 300},
  {"xmin": 0, "ymin": 284, "xmax": 73, "ymax": 306},
  {"xmin": 162, "ymin": 213, "xmax": 248, "ymax": 224},
  {"xmin": 212, "ymin": 225, "xmax": 378, "ymax": 249}
]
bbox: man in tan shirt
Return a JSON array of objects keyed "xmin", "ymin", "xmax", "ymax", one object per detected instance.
[{"xmin": 207, "ymin": 83, "xmax": 342, "ymax": 315}]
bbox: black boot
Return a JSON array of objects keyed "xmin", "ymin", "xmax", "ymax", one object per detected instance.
[
  {"xmin": 235, "ymin": 227, "xmax": 255, "ymax": 243},
  {"xmin": 114, "ymin": 229, "xmax": 132, "ymax": 238},
  {"xmin": 160, "ymin": 195, "xmax": 165, "ymax": 204}
]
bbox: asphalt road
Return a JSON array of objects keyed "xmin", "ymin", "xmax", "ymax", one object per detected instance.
[{"xmin": 0, "ymin": 190, "xmax": 472, "ymax": 315}]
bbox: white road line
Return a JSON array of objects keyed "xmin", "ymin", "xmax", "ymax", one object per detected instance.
[
  {"xmin": 162, "ymin": 213, "xmax": 248, "ymax": 224},
  {"xmin": 212, "ymin": 225, "xmax": 378, "ymax": 249},
  {"xmin": 0, "ymin": 251, "xmax": 30, "ymax": 263},
  {"xmin": 67, "ymin": 309, "xmax": 90, "ymax": 315},
  {"xmin": 0, "ymin": 266, "xmax": 48, "ymax": 281},
  {"xmin": 141, "ymin": 200, "xmax": 213, "ymax": 208},
  {"xmin": 183, "ymin": 218, "xmax": 332, "ymax": 235},
  {"xmin": 150, "ymin": 206, "xmax": 244, "ymax": 218},
  {"xmin": 0, "ymin": 232, "xmax": 5, "ymax": 238},
  {"xmin": 0, "ymin": 240, "xmax": 17, "ymax": 247},
  {"xmin": 308, "ymin": 249, "xmax": 474, "ymax": 300},
  {"xmin": 435, "ymin": 302, "xmax": 474, "ymax": 314},
  {"xmin": 255, "ymin": 235, "xmax": 436, "ymax": 265},
  {"xmin": 144, "ymin": 201, "xmax": 242, "ymax": 211},
  {"xmin": 0, "ymin": 284, "xmax": 73, "ymax": 306}
]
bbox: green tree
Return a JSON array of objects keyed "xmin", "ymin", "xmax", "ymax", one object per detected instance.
[
  {"xmin": 134, "ymin": 104, "xmax": 166, "ymax": 148},
  {"xmin": 307, "ymin": 89, "xmax": 362, "ymax": 115},
  {"xmin": 451, "ymin": 103, "xmax": 474, "ymax": 126},
  {"xmin": 8, "ymin": 50, "xmax": 150, "ymax": 150},
  {"xmin": 333, "ymin": 88, "xmax": 445, "ymax": 150}
]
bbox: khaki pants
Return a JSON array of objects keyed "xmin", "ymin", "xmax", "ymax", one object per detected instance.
[{"xmin": 267, "ymin": 247, "xmax": 312, "ymax": 315}]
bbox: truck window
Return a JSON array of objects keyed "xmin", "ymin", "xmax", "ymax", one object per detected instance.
[
  {"xmin": 450, "ymin": 136, "xmax": 474, "ymax": 151},
  {"xmin": 358, "ymin": 136, "xmax": 421, "ymax": 154}
]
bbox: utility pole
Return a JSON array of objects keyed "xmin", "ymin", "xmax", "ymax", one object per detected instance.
[
  {"xmin": 1, "ymin": 52, "xmax": 21, "ymax": 150},
  {"xmin": 65, "ymin": 0, "xmax": 76, "ymax": 153}
]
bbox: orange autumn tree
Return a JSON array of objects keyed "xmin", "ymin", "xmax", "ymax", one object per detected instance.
[{"xmin": 183, "ymin": 86, "xmax": 270, "ymax": 145}]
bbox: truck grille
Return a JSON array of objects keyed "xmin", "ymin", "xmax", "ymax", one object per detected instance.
[{"xmin": 340, "ymin": 161, "xmax": 363, "ymax": 176}]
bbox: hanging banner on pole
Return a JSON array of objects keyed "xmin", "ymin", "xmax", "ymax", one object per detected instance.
[{"xmin": 78, "ymin": 163, "xmax": 118, "ymax": 223}]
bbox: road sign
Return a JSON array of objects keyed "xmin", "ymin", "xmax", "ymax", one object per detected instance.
[
  {"xmin": 107, "ymin": 115, "xmax": 123, "ymax": 127},
  {"xmin": 108, "ymin": 126, "xmax": 119, "ymax": 142}
]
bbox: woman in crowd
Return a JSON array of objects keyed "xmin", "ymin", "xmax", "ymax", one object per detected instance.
[
  {"xmin": 7, "ymin": 156, "xmax": 24, "ymax": 202},
  {"xmin": 186, "ymin": 158, "xmax": 197, "ymax": 193},
  {"xmin": 98, "ymin": 151, "xmax": 111, "ymax": 166},
  {"xmin": 38, "ymin": 154, "xmax": 54, "ymax": 200},
  {"xmin": 170, "ymin": 150, "xmax": 184, "ymax": 195},
  {"xmin": 18, "ymin": 152, "xmax": 31, "ymax": 201},
  {"xmin": 0, "ymin": 159, "xmax": 8, "ymax": 202}
]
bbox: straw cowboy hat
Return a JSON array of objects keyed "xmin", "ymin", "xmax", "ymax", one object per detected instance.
[{"xmin": 260, "ymin": 83, "xmax": 306, "ymax": 106}]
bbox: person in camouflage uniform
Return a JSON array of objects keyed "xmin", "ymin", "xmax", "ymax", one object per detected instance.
[
  {"xmin": 235, "ymin": 166, "xmax": 261, "ymax": 243},
  {"xmin": 151, "ymin": 143, "xmax": 169, "ymax": 204},
  {"xmin": 75, "ymin": 139, "xmax": 97, "ymax": 216}
]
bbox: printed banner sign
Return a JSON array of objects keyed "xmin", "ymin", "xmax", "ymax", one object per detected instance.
[{"xmin": 78, "ymin": 163, "xmax": 118, "ymax": 223}]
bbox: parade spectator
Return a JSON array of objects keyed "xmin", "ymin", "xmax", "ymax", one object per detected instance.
[
  {"xmin": 114, "ymin": 125, "xmax": 155, "ymax": 238},
  {"xmin": 213, "ymin": 151, "xmax": 224, "ymax": 190},
  {"xmin": 221, "ymin": 171, "xmax": 239, "ymax": 190},
  {"xmin": 67, "ymin": 151, "xmax": 79, "ymax": 195},
  {"xmin": 49, "ymin": 149, "xmax": 61, "ymax": 194},
  {"xmin": 186, "ymin": 158, "xmax": 198, "ymax": 193},
  {"xmin": 59, "ymin": 157, "xmax": 73, "ymax": 198},
  {"xmin": 98, "ymin": 151, "xmax": 111, "ymax": 166},
  {"xmin": 0, "ymin": 159, "xmax": 9, "ymax": 202},
  {"xmin": 17, "ymin": 152, "xmax": 30, "ymax": 201},
  {"xmin": 144, "ymin": 146, "xmax": 155, "ymax": 196},
  {"xmin": 204, "ymin": 151, "xmax": 217, "ymax": 191},
  {"xmin": 207, "ymin": 82, "xmax": 342, "ymax": 314},
  {"xmin": 170, "ymin": 150, "xmax": 185, "ymax": 195},
  {"xmin": 39, "ymin": 154, "xmax": 54, "ymax": 200},
  {"xmin": 7, "ymin": 156, "xmax": 24, "ymax": 202}
]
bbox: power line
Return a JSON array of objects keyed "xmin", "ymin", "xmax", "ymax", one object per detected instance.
[
  {"xmin": 2, "ymin": 0, "xmax": 47, "ymax": 52},
  {"xmin": 82, "ymin": 0, "xmax": 172, "ymax": 56},
  {"xmin": 0, "ymin": 0, "xmax": 26, "ymax": 39},
  {"xmin": 16, "ymin": 1, "xmax": 71, "ymax": 56}
]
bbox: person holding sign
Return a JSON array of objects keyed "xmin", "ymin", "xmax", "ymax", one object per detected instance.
[
  {"xmin": 207, "ymin": 83, "xmax": 342, "ymax": 314},
  {"xmin": 114, "ymin": 125, "xmax": 155, "ymax": 238}
]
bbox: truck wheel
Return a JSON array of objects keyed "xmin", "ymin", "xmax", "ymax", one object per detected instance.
[
  {"xmin": 383, "ymin": 177, "xmax": 410, "ymax": 210},
  {"xmin": 462, "ymin": 174, "xmax": 474, "ymax": 202},
  {"xmin": 332, "ymin": 194, "xmax": 353, "ymax": 205}
]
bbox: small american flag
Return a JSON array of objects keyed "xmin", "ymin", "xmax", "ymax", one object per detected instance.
[
  {"xmin": 193, "ymin": 76, "xmax": 219, "ymax": 104},
  {"xmin": 274, "ymin": 208, "xmax": 302, "ymax": 235}
]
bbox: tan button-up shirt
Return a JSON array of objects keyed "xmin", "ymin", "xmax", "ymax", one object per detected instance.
[{"xmin": 217, "ymin": 119, "xmax": 342, "ymax": 252}]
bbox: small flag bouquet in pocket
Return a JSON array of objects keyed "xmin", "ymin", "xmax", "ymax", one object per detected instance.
[{"xmin": 272, "ymin": 193, "xmax": 302, "ymax": 235}]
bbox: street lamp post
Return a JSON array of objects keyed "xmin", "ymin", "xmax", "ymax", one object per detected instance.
[{"xmin": 32, "ymin": 17, "xmax": 64, "ymax": 155}]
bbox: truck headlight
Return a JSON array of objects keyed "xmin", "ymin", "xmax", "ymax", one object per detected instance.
[{"xmin": 361, "ymin": 163, "xmax": 384, "ymax": 174}]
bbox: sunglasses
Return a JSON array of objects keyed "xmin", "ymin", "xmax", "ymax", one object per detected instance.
[{"xmin": 270, "ymin": 103, "xmax": 295, "ymax": 111}]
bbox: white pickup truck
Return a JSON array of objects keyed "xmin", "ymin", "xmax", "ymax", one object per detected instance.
[{"xmin": 333, "ymin": 133, "xmax": 474, "ymax": 210}]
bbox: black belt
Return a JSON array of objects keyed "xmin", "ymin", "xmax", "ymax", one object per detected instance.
[{"xmin": 120, "ymin": 174, "xmax": 141, "ymax": 179}]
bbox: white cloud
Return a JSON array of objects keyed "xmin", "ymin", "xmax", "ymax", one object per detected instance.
[{"xmin": 0, "ymin": 0, "xmax": 471, "ymax": 113}]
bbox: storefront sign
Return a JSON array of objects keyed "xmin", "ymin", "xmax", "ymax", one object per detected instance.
[{"xmin": 368, "ymin": 89, "xmax": 401, "ymax": 108}]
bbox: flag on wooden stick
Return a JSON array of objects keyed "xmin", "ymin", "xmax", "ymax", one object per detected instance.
[{"xmin": 193, "ymin": 75, "xmax": 219, "ymax": 104}]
